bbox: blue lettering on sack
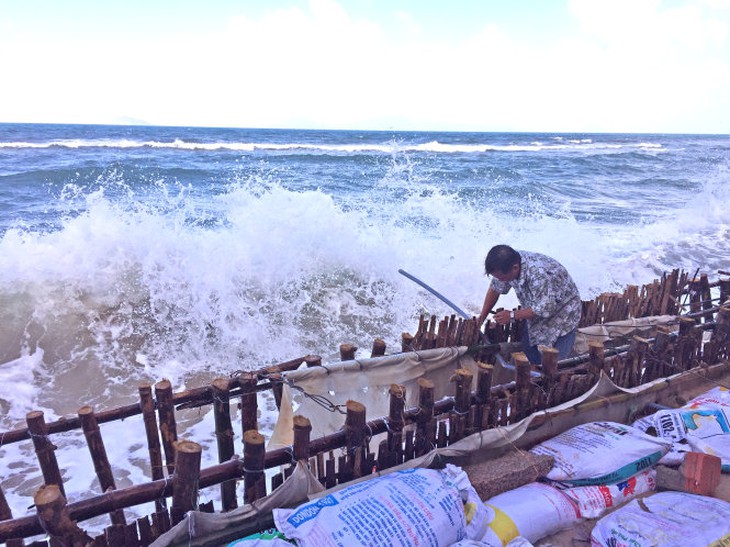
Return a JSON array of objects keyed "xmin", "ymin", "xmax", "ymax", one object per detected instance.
[{"xmin": 286, "ymin": 495, "xmax": 339, "ymax": 528}]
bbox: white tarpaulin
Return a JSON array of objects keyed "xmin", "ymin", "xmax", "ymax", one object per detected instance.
[{"xmin": 268, "ymin": 346, "xmax": 477, "ymax": 450}]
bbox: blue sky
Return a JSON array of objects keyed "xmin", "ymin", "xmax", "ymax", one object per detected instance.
[{"xmin": 1, "ymin": 0, "xmax": 729, "ymax": 133}]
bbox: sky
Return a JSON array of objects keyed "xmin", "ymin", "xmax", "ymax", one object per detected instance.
[{"xmin": 1, "ymin": 0, "xmax": 729, "ymax": 133}]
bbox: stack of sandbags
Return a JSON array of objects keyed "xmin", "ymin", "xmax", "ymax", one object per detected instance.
[{"xmin": 633, "ymin": 386, "xmax": 730, "ymax": 470}]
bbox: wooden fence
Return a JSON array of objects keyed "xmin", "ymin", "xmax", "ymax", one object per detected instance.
[{"xmin": 0, "ymin": 269, "xmax": 728, "ymax": 546}]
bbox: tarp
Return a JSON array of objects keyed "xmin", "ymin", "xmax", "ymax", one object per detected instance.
[
  {"xmin": 268, "ymin": 346, "xmax": 476, "ymax": 450},
  {"xmin": 574, "ymin": 315, "xmax": 677, "ymax": 354}
]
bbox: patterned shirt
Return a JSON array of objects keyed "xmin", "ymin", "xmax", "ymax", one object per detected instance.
[{"xmin": 490, "ymin": 251, "xmax": 582, "ymax": 347}]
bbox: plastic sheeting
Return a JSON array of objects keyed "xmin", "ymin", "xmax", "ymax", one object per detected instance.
[{"xmin": 268, "ymin": 346, "xmax": 476, "ymax": 450}]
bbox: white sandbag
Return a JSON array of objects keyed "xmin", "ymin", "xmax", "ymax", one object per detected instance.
[
  {"xmin": 633, "ymin": 406, "xmax": 730, "ymax": 470},
  {"xmin": 684, "ymin": 385, "xmax": 730, "ymax": 410},
  {"xmin": 480, "ymin": 482, "xmax": 580, "ymax": 545},
  {"xmin": 274, "ymin": 465, "xmax": 476, "ymax": 547},
  {"xmin": 591, "ymin": 491, "xmax": 730, "ymax": 546},
  {"xmin": 529, "ymin": 421, "xmax": 671, "ymax": 485},
  {"xmin": 557, "ymin": 469, "xmax": 656, "ymax": 519}
]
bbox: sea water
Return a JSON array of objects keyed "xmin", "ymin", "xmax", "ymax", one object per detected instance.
[{"xmin": 0, "ymin": 123, "xmax": 728, "ymax": 535}]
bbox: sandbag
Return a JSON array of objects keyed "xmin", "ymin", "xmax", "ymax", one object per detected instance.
[
  {"xmin": 529, "ymin": 421, "xmax": 671, "ymax": 485},
  {"xmin": 479, "ymin": 482, "xmax": 580, "ymax": 545},
  {"xmin": 556, "ymin": 469, "xmax": 656, "ymax": 519},
  {"xmin": 591, "ymin": 491, "xmax": 730, "ymax": 546},
  {"xmin": 274, "ymin": 465, "xmax": 480, "ymax": 547},
  {"xmin": 633, "ymin": 395, "xmax": 730, "ymax": 470}
]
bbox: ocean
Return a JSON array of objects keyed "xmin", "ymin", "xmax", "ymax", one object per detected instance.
[{"xmin": 0, "ymin": 123, "xmax": 728, "ymax": 533}]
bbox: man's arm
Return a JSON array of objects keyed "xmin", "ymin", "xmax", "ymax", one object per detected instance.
[{"xmin": 478, "ymin": 287, "xmax": 500, "ymax": 326}]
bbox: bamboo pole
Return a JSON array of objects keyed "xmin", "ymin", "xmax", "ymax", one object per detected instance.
[
  {"xmin": 170, "ymin": 440, "xmax": 202, "ymax": 525},
  {"xmin": 211, "ymin": 378, "xmax": 237, "ymax": 512},
  {"xmin": 78, "ymin": 405, "xmax": 126, "ymax": 527},
  {"xmin": 26, "ymin": 410, "xmax": 65, "ymax": 498}
]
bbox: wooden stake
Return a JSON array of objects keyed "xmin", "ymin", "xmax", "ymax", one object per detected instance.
[
  {"xmin": 243, "ymin": 430, "xmax": 265, "ymax": 504},
  {"xmin": 139, "ymin": 383, "xmax": 167, "ymax": 512},
  {"xmin": 26, "ymin": 410, "xmax": 65, "ymax": 498},
  {"xmin": 387, "ymin": 385, "xmax": 406, "ymax": 463},
  {"xmin": 170, "ymin": 440, "xmax": 202, "ymax": 525},
  {"xmin": 371, "ymin": 338, "xmax": 386, "ymax": 357},
  {"xmin": 211, "ymin": 378, "xmax": 237, "ymax": 512},
  {"xmin": 339, "ymin": 344, "xmax": 357, "ymax": 361},
  {"xmin": 0, "ymin": 486, "xmax": 23, "ymax": 547},
  {"xmin": 239, "ymin": 372, "xmax": 258, "ymax": 435},
  {"xmin": 34, "ymin": 484, "xmax": 92, "ymax": 546},
  {"xmin": 304, "ymin": 355, "xmax": 322, "ymax": 368},
  {"xmin": 345, "ymin": 400, "xmax": 367, "ymax": 477},
  {"xmin": 293, "ymin": 415, "xmax": 312, "ymax": 462},
  {"xmin": 154, "ymin": 380, "xmax": 178, "ymax": 475},
  {"xmin": 415, "ymin": 378, "xmax": 435, "ymax": 456},
  {"xmin": 78, "ymin": 405, "xmax": 126, "ymax": 526}
]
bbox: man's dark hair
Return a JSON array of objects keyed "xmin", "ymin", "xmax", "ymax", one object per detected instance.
[{"xmin": 484, "ymin": 245, "xmax": 521, "ymax": 275}]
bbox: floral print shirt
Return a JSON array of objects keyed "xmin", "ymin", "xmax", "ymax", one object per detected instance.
[{"xmin": 490, "ymin": 250, "xmax": 582, "ymax": 347}]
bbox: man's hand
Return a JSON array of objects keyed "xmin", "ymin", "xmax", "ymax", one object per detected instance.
[{"xmin": 492, "ymin": 309, "xmax": 513, "ymax": 325}]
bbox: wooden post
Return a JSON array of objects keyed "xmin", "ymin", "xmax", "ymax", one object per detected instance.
[
  {"xmin": 513, "ymin": 352, "xmax": 532, "ymax": 421},
  {"xmin": 26, "ymin": 410, "xmax": 65, "ymax": 498},
  {"xmin": 0, "ymin": 485, "xmax": 23, "ymax": 547},
  {"xmin": 170, "ymin": 440, "xmax": 202, "ymax": 525},
  {"xmin": 415, "ymin": 378, "xmax": 435, "ymax": 456},
  {"xmin": 540, "ymin": 346, "xmax": 559, "ymax": 407},
  {"xmin": 293, "ymin": 415, "xmax": 312, "ymax": 462},
  {"xmin": 700, "ymin": 273, "xmax": 713, "ymax": 321},
  {"xmin": 243, "ymin": 430, "xmax": 266, "ymax": 504},
  {"xmin": 344, "ymin": 400, "xmax": 367, "ymax": 478},
  {"xmin": 387, "ymin": 385, "xmax": 406, "ymax": 464},
  {"xmin": 34, "ymin": 484, "xmax": 92, "ymax": 545},
  {"xmin": 154, "ymin": 380, "xmax": 178, "ymax": 475},
  {"xmin": 139, "ymin": 383, "xmax": 167, "ymax": 512},
  {"xmin": 211, "ymin": 378, "xmax": 237, "ymax": 512},
  {"xmin": 720, "ymin": 279, "xmax": 730, "ymax": 307},
  {"xmin": 450, "ymin": 368, "xmax": 473, "ymax": 441},
  {"xmin": 588, "ymin": 341, "xmax": 605, "ymax": 379},
  {"xmin": 401, "ymin": 332, "xmax": 415, "ymax": 352},
  {"xmin": 304, "ymin": 355, "xmax": 322, "ymax": 368},
  {"xmin": 705, "ymin": 306, "xmax": 730, "ymax": 365},
  {"xmin": 78, "ymin": 405, "xmax": 126, "ymax": 526},
  {"xmin": 339, "ymin": 344, "xmax": 357, "ymax": 361},
  {"xmin": 239, "ymin": 372, "xmax": 258, "ymax": 435},
  {"xmin": 371, "ymin": 338, "xmax": 387, "ymax": 357},
  {"xmin": 475, "ymin": 362, "xmax": 493, "ymax": 430}
]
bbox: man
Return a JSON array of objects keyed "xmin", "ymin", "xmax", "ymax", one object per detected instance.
[{"xmin": 477, "ymin": 244, "xmax": 581, "ymax": 364}]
